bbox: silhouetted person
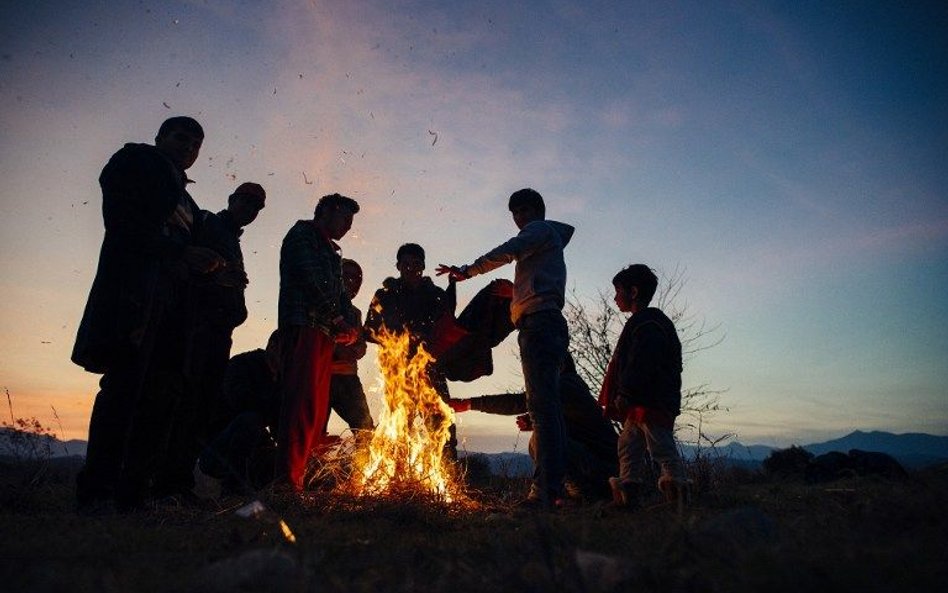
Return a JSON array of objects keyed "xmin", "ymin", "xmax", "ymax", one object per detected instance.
[
  {"xmin": 326, "ymin": 259, "xmax": 374, "ymax": 438},
  {"xmin": 277, "ymin": 193, "xmax": 360, "ymax": 491},
  {"xmin": 199, "ymin": 331, "xmax": 282, "ymax": 492},
  {"xmin": 365, "ymin": 243, "xmax": 457, "ymax": 458},
  {"xmin": 73, "ymin": 116, "xmax": 224, "ymax": 511},
  {"xmin": 450, "ymin": 355, "xmax": 618, "ymax": 501},
  {"xmin": 599, "ymin": 264, "xmax": 688, "ymax": 509},
  {"xmin": 157, "ymin": 182, "xmax": 266, "ymax": 496},
  {"xmin": 438, "ymin": 188, "xmax": 574, "ymax": 508}
]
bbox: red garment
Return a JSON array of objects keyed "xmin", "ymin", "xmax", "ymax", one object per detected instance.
[
  {"xmin": 276, "ymin": 326, "xmax": 335, "ymax": 489},
  {"xmin": 598, "ymin": 353, "xmax": 623, "ymax": 421},
  {"xmin": 598, "ymin": 354, "xmax": 674, "ymax": 430}
]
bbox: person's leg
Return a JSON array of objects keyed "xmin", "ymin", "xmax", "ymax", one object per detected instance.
[
  {"xmin": 642, "ymin": 421, "xmax": 688, "ymax": 505},
  {"xmin": 563, "ymin": 438, "xmax": 614, "ymax": 500},
  {"xmin": 275, "ymin": 327, "xmax": 334, "ymax": 490},
  {"xmin": 329, "ymin": 375, "xmax": 374, "ymax": 432},
  {"xmin": 427, "ymin": 365, "xmax": 457, "ymax": 460},
  {"xmin": 199, "ymin": 412, "xmax": 265, "ymax": 481},
  {"xmin": 617, "ymin": 418, "xmax": 648, "ymax": 483},
  {"xmin": 76, "ymin": 351, "xmax": 142, "ymax": 506},
  {"xmin": 518, "ymin": 310, "xmax": 568, "ymax": 505},
  {"xmin": 612, "ymin": 418, "xmax": 648, "ymax": 507}
]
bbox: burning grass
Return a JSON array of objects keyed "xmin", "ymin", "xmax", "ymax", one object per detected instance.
[{"xmin": 324, "ymin": 328, "xmax": 470, "ymax": 506}]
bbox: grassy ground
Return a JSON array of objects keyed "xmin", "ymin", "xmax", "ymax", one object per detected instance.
[{"xmin": 1, "ymin": 457, "xmax": 946, "ymax": 593}]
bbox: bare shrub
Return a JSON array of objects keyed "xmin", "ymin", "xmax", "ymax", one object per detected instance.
[
  {"xmin": 563, "ymin": 265, "xmax": 729, "ymax": 449},
  {"xmin": 762, "ymin": 445, "xmax": 814, "ymax": 477},
  {"xmin": 1, "ymin": 388, "xmax": 55, "ymax": 464}
]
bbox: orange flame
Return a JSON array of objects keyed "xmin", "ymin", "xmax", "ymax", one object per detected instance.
[{"xmin": 352, "ymin": 328, "xmax": 459, "ymax": 501}]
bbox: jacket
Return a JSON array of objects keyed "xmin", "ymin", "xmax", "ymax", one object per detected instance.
[
  {"xmin": 465, "ymin": 219, "xmax": 574, "ymax": 324},
  {"xmin": 364, "ymin": 276, "xmax": 451, "ymax": 345},
  {"xmin": 598, "ymin": 307, "xmax": 682, "ymax": 421},
  {"xmin": 193, "ymin": 209, "xmax": 248, "ymax": 330},
  {"xmin": 72, "ymin": 142, "xmax": 198, "ymax": 373},
  {"xmin": 278, "ymin": 220, "xmax": 350, "ymax": 331}
]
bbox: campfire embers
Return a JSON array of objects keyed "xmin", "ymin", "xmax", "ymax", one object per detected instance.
[{"xmin": 350, "ymin": 328, "xmax": 460, "ymax": 502}]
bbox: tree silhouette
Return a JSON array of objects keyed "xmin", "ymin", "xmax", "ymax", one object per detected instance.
[{"xmin": 563, "ymin": 265, "xmax": 729, "ymax": 448}]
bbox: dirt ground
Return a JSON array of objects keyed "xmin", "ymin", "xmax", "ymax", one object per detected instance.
[{"xmin": 1, "ymin": 458, "xmax": 946, "ymax": 593}]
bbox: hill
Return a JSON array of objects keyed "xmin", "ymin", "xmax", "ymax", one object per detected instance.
[
  {"xmin": 7, "ymin": 428, "xmax": 948, "ymax": 471},
  {"xmin": 677, "ymin": 430, "xmax": 948, "ymax": 470}
]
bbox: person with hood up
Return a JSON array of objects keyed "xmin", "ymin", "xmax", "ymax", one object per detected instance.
[{"xmin": 437, "ymin": 188, "xmax": 574, "ymax": 508}]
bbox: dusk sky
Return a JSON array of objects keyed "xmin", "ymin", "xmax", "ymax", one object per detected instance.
[{"xmin": 1, "ymin": 1, "xmax": 945, "ymax": 453}]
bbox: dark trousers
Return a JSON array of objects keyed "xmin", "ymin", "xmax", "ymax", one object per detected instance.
[
  {"xmin": 77, "ymin": 310, "xmax": 190, "ymax": 509},
  {"xmin": 200, "ymin": 411, "xmax": 275, "ymax": 490},
  {"xmin": 518, "ymin": 309, "xmax": 569, "ymax": 503},
  {"xmin": 156, "ymin": 325, "xmax": 233, "ymax": 496},
  {"xmin": 326, "ymin": 374, "xmax": 374, "ymax": 432}
]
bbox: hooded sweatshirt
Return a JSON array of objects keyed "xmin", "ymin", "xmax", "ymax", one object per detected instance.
[{"xmin": 465, "ymin": 219, "xmax": 574, "ymax": 325}]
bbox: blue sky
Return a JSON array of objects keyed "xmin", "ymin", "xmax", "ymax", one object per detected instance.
[{"xmin": 1, "ymin": 1, "xmax": 945, "ymax": 451}]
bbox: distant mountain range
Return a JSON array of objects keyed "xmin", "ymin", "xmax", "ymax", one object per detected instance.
[
  {"xmin": 689, "ymin": 430, "xmax": 948, "ymax": 469},
  {"xmin": 4, "ymin": 428, "xmax": 947, "ymax": 472},
  {"xmin": 469, "ymin": 430, "xmax": 948, "ymax": 475}
]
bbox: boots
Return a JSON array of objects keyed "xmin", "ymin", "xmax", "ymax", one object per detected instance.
[
  {"xmin": 608, "ymin": 477, "xmax": 641, "ymax": 509},
  {"xmin": 658, "ymin": 475, "xmax": 691, "ymax": 512}
]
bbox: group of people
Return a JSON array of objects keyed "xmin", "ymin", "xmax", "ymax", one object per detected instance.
[{"xmin": 72, "ymin": 115, "xmax": 689, "ymax": 513}]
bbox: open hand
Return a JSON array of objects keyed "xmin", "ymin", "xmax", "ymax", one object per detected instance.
[
  {"xmin": 435, "ymin": 264, "xmax": 469, "ymax": 282},
  {"xmin": 184, "ymin": 246, "xmax": 226, "ymax": 274}
]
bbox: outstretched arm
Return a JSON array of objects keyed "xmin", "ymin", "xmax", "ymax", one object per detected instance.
[{"xmin": 435, "ymin": 264, "xmax": 470, "ymax": 282}]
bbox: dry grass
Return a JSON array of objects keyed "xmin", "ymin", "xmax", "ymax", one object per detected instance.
[{"xmin": 1, "ymin": 458, "xmax": 946, "ymax": 593}]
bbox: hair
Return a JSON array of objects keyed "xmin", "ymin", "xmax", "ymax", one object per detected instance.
[
  {"xmin": 508, "ymin": 188, "xmax": 545, "ymax": 217},
  {"xmin": 612, "ymin": 264, "xmax": 658, "ymax": 306},
  {"xmin": 341, "ymin": 258, "xmax": 362, "ymax": 274},
  {"xmin": 155, "ymin": 116, "xmax": 204, "ymax": 141},
  {"xmin": 314, "ymin": 193, "xmax": 360, "ymax": 219},
  {"xmin": 396, "ymin": 243, "xmax": 425, "ymax": 263}
]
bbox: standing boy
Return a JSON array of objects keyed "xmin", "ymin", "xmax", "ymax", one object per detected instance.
[
  {"xmin": 438, "ymin": 188, "xmax": 574, "ymax": 507},
  {"xmin": 365, "ymin": 243, "xmax": 457, "ymax": 457},
  {"xmin": 599, "ymin": 264, "xmax": 688, "ymax": 508},
  {"xmin": 73, "ymin": 116, "xmax": 224, "ymax": 510},
  {"xmin": 277, "ymin": 193, "xmax": 360, "ymax": 490},
  {"xmin": 159, "ymin": 181, "xmax": 267, "ymax": 496},
  {"xmin": 327, "ymin": 258, "xmax": 374, "ymax": 437}
]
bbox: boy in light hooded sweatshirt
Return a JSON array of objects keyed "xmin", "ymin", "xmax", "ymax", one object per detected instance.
[{"xmin": 438, "ymin": 188, "xmax": 574, "ymax": 508}]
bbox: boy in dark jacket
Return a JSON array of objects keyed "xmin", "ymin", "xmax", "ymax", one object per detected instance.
[
  {"xmin": 73, "ymin": 116, "xmax": 224, "ymax": 510},
  {"xmin": 365, "ymin": 243, "xmax": 456, "ymax": 457},
  {"xmin": 599, "ymin": 264, "xmax": 688, "ymax": 508},
  {"xmin": 159, "ymin": 182, "xmax": 266, "ymax": 495}
]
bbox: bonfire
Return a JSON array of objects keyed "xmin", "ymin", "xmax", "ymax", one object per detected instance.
[{"xmin": 346, "ymin": 327, "xmax": 462, "ymax": 502}]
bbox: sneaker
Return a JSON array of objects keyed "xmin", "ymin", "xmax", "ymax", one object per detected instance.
[
  {"xmin": 525, "ymin": 482, "xmax": 542, "ymax": 502},
  {"xmin": 563, "ymin": 479, "xmax": 584, "ymax": 500},
  {"xmin": 608, "ymin": 477, "xmax": 640, "ymax": 509},
  {"xmin": 515, "ymin": 483, "xmax": 554, "ymax": 510},
  {"xmin": 657, "ymin": 476, "xmax": 691, "ymax": 509}
]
